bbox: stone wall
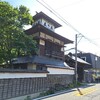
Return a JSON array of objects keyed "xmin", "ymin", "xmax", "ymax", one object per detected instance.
[
  {"xmin": 47, "ymin": 74, "xmax": 74, "ymax": 88},
  {"xmin": 0, "ymin": 74, "xmax": 74, "ymax": 100}
]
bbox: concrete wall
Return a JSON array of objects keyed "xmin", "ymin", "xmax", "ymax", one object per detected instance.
[
  {"xmin": 48, "ymin": 67, "xmax": 74, "ymax": 75},
  {"xmin": 0, "ymin": 72, "xmax": 47, "ymax": 79}
]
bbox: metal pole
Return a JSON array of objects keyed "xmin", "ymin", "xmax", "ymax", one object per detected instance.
[{"xmin": 75, "ymin": 34, "xmax": 78, "ymax": 85}]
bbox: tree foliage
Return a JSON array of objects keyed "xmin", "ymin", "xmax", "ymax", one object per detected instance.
[{"xmin": 0, "ymin": 1, "xmax": 37, "ymax": 65}]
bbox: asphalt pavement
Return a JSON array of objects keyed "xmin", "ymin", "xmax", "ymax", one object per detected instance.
[{"xmin": 34, "ymin": 83, "xmax": 100, "ymax": 100}]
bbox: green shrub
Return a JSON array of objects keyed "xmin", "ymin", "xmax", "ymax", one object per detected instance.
[
  {"xmin": 46, "ymin": 89, "xmax": 55, "ymax": 95},
  {"xmin": 54, "ymin": 84, "xmax": 66, "ymax": 91},
  {"xmin": 77, "ymin": 81, "xmax": 82, "ymax": 86},
  {"xmin": 24, "ymin": 96, "xmax": 32, "ymax": 100},
  {"xmin": 39, "ymin": 88, "xmax": 55, "ymax": 97},
  {"xmin": 68, "ymin": 83, "xmax": 74, "ymax": 88}
]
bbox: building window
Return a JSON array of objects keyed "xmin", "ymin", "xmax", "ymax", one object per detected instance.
[
  {"xmin": 44, "ymin": 22, "xmax": 46, "ymax": 26},
  {"xmin": 39, "ymin": 39, "xmax": 45, "ymax": 45},
  {"xmin": 36, "ymin": 65, "xmax": 47, "ymax": 71},
  {"xmin": 38, "ymin": 20, "xmax": 40, "ymax": 24},
  {"xmin": 81, "ymin": 57, "xmax": 86, "ymax": 61},
  {"xmin": 45, "ymin": 41, "xmax": 62, "ymax": 58}
]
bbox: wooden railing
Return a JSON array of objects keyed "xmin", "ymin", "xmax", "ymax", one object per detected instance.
[{"xmin": 45, "ymin": 50, "xmax": 64, "ymax": 59}]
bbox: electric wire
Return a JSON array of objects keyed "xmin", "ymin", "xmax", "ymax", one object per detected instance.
[
  {"xmin": 55, "ymin": 0, "xmax": 86, "ymax": 10},
  {"xmin": 36, "ymin": 0, "xmax": 100, "ymax": 48},
  {"xmin": 37, "ymin": 0, "xmax": 80, "ymax": 33}
]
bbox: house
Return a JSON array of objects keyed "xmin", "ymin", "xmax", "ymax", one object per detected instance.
[
  {"xmin": 65, "ymin": 54, "xmax": 91, "ymax": 82},
  {"xmin": 0, "ymin": 12, "xmax": 75, "ymax": 100},
  {"xmin": 13, "ymin": 11, "xmax": 74, "ymax": 75},
  {"xmin": 77, "ymin": 52, "xmax": 100, "ymax": 82}
]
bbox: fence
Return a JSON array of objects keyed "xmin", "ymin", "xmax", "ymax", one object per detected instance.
[{"xmin": 0, "ymin": 74, "xmax": 74, "ymax": 100}]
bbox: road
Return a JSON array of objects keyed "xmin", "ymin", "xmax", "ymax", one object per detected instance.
[{"xmin": 37, "ymin": 83, "xmax": 100, "ymax": 100}]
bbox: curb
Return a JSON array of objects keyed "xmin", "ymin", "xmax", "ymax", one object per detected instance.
[{"xmin": 33, "ymin": 88, "xmax": 76, "ymax": 100}]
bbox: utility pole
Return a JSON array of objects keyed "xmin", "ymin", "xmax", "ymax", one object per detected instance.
[
  {"xmin": 75, "ymin": 34, "xmax": 78, "ymax": 86},
  {"xmin": 75, "ymin": 34, "xmax": 83, "ymax": 95}
]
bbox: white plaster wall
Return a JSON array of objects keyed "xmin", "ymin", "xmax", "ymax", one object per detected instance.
[
  {"xmin": 47, "ymin": 67, "xmax": 74, "ymax": 75},
  {"xmin": 41, "ymin": 19, "xmax": 55, "ymax": 31},
  {"xmin": 0, "ymin": 73, "xmax": 47, "ymax": 79}
]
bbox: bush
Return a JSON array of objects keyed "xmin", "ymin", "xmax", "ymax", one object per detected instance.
[
  {"xmin": 68, "ymin": 83, "xmax": 74, "ymax": 88},
  {"xmin": 46, "ymin": 88, "xmax": 55, "ymax": 95},
  {"xmin": 39, "ymin": 88, "xmax": 55, "ymax": 96},
  {"xmin": 77, "ymin": 81, "xmax": 82, "ymax": 86},
  {"xmin": 24, "ymin": 96, "xmax": 32, "ymax": 100},
  {"xmin": 54, "ymin": 84, "xmax": 67, "ymax": 91}
]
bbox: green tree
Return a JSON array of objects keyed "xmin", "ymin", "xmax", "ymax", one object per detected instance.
[{"xmin": 0, "ymin": 1, "xmax": 37, "ymax": 66}]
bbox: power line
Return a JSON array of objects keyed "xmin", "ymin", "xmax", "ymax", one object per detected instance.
[
  {"xmin": 37, "ymin": 0, "xmax": 80, "ymax": 33},
  {"xmin": 55, "ymin": 0, "xmax": 86, "ymax": 10},
  {"xmin": 36, "ymin": 0, "xmax": 100, "ymax": 48}
]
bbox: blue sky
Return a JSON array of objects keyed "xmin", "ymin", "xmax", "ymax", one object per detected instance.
[
  {"xmin": 2, "ymin": 0, "xmax": 100, "ymax": 55},
  {"xmin": 3, "ymin": 0, "xmax": 36, "ymax": 7}
]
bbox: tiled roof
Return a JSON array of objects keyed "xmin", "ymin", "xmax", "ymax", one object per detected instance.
[
  {"xmin": 12, "ymin": 56, "xmax": 72, "ymax": 69},
  {"xmin": 71, "ymin": 56, "xmax": 91, "ymax": 65},
  {"xmin": 33, "ymin": 11, "xmax": 61, "ymax": 28}
]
